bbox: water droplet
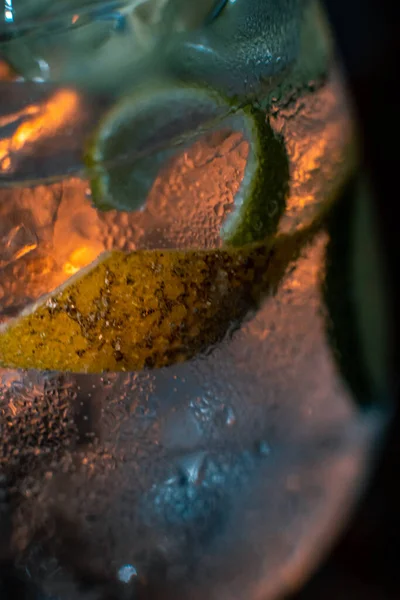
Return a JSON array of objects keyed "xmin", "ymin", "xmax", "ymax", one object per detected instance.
[
  {"xmin": 37, "ymin": 58, "xmax": 50, "ymax": 79},
  {"xmin": 213, "ymin": 202, "xmax": 225, "ymax": 218},
  {"xmin": 214, "ymin": 404, "xmax": 236, "ymax": 429},
  {"xmin": 256, "ymin": 441, "xmax": 271, "ymax": 457},
  {"xmin": 0, "ymin": 224, "xmax": 38, "ymax": 268},
  {"xmin": 118, "ymin": 564, "xmax": 137, "ymax": 584},
  {"xmin": 46, "ymin": 298, "xmax": 58, "ymax": 310},
  {"xmin": 223, "ymin": 405, "xmax": 236, "ymax": 427},
  {"xmin": 178, "ymin": 451, "xmax": 207, "ymax": 485}
]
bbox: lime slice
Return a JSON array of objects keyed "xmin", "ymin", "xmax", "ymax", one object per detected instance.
[
  {"xmin": 85, "ymin": 84, "xmax": 288, "ymax": 247},
  {"xmin": 0, "ymin": 221, "xmax": 321, "ymax": 373},
  {"xmin": 0, "ymin": 244, "xmax": 271, "ymax": 372}
]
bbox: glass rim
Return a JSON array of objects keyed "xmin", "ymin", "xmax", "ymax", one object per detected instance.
[{"xmin": 0, "ymin": 0, "xmax": 127, "ymax": 39}]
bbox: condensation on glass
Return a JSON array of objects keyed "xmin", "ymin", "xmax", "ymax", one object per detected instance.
[{"xmin": 0, "ymin": 2, "xmax": 387, "ymax": 600}]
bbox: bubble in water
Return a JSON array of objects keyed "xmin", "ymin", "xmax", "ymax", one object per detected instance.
[
  {"xmin": 213, "ymin": 202, "xmax": 225, "ymax": 218},
  {"xmin": 178, "ymin": 451, "xmax": 207, "ymax": 486},
  {"xmin": 0, "ymin": 223, "xmax": 38, "ymax": 269},
  {"xmin": 118, "ymin": 564, "xmax": 138, "ymax": 584},
  {"xmin": 256, "ymin": 440, "xmax": 271, "ymax": 457},
  {"xmin": 222, "ymin": 405, "xmax": 236, "ymax": 428}
]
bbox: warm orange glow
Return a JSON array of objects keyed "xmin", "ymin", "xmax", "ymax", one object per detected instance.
[
  {"xmin": 63, "ymin": 246, "xmax": 100, "ymax": 276},
  {"xmin": 0, "ymin": 105, "xmax": 40, "ymax": 129},
  {"xmin": 294, "ymin": 123, "xmax": 339, "ymax": 187},
  {"xmin": 8, "ymin": 400, "xmax": 17, "ymax": 417},
  {"xmin": 0, "ymin": 60, "xmax": 15, "ymax": 81},
  {"xmin": 1, "ymin": 157, "xmax": 11, "ymax": 171},
  {"xmin": 13, "ymin": 243, "xmax": 38, "ymax": 261},
  {"xmin": 284, "ymin": 119, "xmax": 344, "ymax": 217},
  {"xmin": 72, "ymin": 14, "xmax": 79, "ymax": 24},
  {"xmin": 0, "ymin": 89, "xmax": 80, "ymax": 172},
  {"xmin": 271, "ymin": 76, "xmax": 354, "ymax": 235}
]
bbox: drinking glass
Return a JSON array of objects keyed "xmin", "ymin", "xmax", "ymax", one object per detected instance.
[{"xmin": 0, "ymin": 1, "xmax": 389, "ymax": 599}]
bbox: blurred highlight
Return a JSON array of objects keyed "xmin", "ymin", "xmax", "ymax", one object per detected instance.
[{"xmin": 0, "ymin": 89, "xmax": 79, "ymax": 173}]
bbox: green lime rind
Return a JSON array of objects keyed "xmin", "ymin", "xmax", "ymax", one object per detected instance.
[
  {"xmin": 84, "ymin": 84, "xmax": 289, "ymax": 249},
  {"xmin": 83, "ymin": 84, "xmax": 235, "ymax": 213},
  {"xmin": 222, "ymin": 106, "xmax": 289, "ymax": 247}
]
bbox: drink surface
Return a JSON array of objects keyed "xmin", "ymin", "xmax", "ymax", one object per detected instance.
[{"xmin": 0, "ymin": 2, "xmax": 387, "ymax": 599}]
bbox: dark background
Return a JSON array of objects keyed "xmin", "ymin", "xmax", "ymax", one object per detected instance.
[{"xmin": 292, "ymin": 1, "xmax": 399, "ymax": 598}]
